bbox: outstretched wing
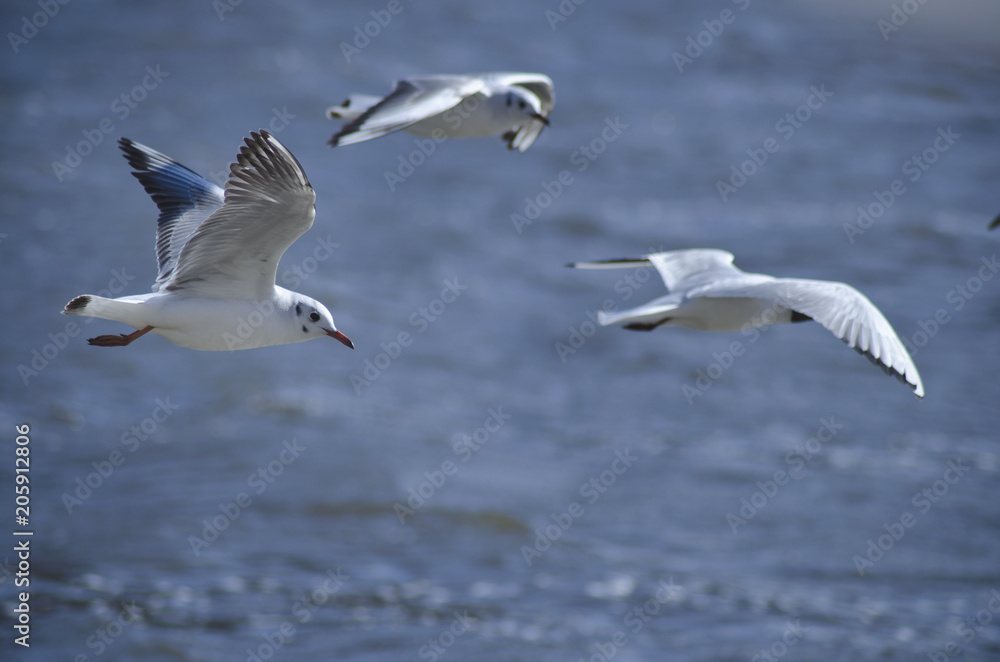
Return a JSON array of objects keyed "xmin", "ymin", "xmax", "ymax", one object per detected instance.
[
  {"xmin": 487, "ymin": 72, "xmax": 555, "ymax": 152},
  {"xmin": 571, "ymin": 249, "xmax": 744, "ymax": 293},
  {"xmin": 118, "ymin": 138, "xmax": 225, "ymax": 292},
  {"xmin": 163, "ymin": 130, "xmax": 316, "ymax": 300},
  {"xmin": 328, "ymin": 76, "xmax": 487, "ymax": 147},
  {"xmin": 704, "ymin": 278, "xmax": 924, "ymax": 397}
]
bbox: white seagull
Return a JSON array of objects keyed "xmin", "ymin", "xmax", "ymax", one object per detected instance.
[
  {"xmin": 62, "ymin": 130, "xmax": 354, "ymax": 352},
  {"xmin": 327, "ymin": 72, "xmax": 554, "ymax": 151},
  {"xmin": 569, "ymin": 249, "xmax": 924, "ymax": 398}
]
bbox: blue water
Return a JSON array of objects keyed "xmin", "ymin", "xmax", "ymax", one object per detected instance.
[{"xmin": 2, "ymin": 1, "xmax": 999, "ymax": 660}]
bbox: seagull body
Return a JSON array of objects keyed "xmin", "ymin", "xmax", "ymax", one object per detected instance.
[
  {"xmin": 62, "ymin": 131, "xmax": 354, "ymax": 352},
  {"xmin": 327, "ymin": 72, "xmax": 554, "ymax": 151},
  {"xmin": 570, "ymin": 249, "xmax": 923, "ymax": 398}
]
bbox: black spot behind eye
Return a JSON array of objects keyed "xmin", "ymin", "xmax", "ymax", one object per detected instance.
[
  {"xmin": 309, "ymin": 312, "xmax": 321, "ymax": 322},
  {"xmin": 302, "ymin": 325, "xmax": 308, "ymax": 333},
  {"xmin": 295, "ymin": 304, "xmax": 302, "ymax": 315},
  {"xmin": 506, "ymin": 92, "xmax": 512, "ymax": 107}
]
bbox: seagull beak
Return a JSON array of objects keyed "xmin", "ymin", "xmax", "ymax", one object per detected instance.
[
  {"xmin": 326, "ymin": 329, "xmax": 354, "ymax": 349},
  {"xmin": 533, "ymin": 112, "xmax": 550, "ymax": 127}
]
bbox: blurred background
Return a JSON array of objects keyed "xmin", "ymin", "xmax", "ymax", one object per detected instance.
[{"xmin": 1, "ymin": 1, "xmax": 998, "ymax": 660}]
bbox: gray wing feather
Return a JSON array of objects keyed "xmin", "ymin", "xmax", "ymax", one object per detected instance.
[
  {"xmin": 328, "ymin": 76, "xmax": 484, "ymax": 146},
  {"xmin": 164, "ymin": 130, "xmax": 316, "ymax": 300}
]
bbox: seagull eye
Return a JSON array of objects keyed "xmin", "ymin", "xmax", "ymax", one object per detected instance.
[
  {"xmin": 309, "ymin": 312, "xmax": 321, "ymax": 322},
  {"xmin": 518, "ymin": 100, "xmax": 526, "ymax": 109}
]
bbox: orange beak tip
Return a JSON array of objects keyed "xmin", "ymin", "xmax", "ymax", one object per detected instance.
[{"xmin": 326, "ymin": 329, "xmax": 354, "ymax": 349}]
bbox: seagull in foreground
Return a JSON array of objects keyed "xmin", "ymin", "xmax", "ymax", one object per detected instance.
[
  {"xmin": 62, "ymin": 130, "xmax": 354, "ymax": 352},
  {"xmin": 327, "ymin": 72, "xmax": 554, "ymax": 151},
  {"xmin": 569, "ymin": 249, "xmax": 923, "ymax": 398}
]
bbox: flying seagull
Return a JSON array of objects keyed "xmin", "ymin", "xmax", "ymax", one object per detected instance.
[
  {"xmin": 569, "ymin": 249, "xmax": 923, "ymax": 398},
  {"xmin": 62, "ymin": 130, "xmax": 354, "ymax": 352},
  {"xmin": 327, "ymin": 72, "xmax": 554, "ymax": 152}
]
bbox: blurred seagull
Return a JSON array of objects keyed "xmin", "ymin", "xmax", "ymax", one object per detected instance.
[
  {"xmin": 327, "ymin": 72, "xmax": 554, "ymax": 151},
  {"xmin": 569, "ymin": 249, "xmax": 923, "ymax": 398},
  {"xmin": 62, "ymin": 130, "xmax": 354, "ymax": 352}
]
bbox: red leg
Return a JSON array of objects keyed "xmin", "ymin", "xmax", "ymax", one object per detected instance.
[{"xmin": 88, "ymin": 326, "xmax": 155, "ymax": 347}]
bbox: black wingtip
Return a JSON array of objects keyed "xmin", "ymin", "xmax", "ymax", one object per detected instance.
[
  {"xmin": 244, "ymin": 129, "xmax": 271, "ymax": 150},
  {"xmin": 841, "ymin": 338, "xmax": 918, "ymax": 395},
  {"xmin": 63, "ymin": 295, "xmax": 91, "ymax": 313},
  {"xmin": 117, "ymin": 136, "xmax": 148, "ymax": 170}
]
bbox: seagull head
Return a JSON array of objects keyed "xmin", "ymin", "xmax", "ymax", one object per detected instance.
[
  {"xmin": 294, "ymin": 299, "xmax": 353, "ymax": 349},
  {"xmin": 506, "ymin": 89, "xmax": 549, "ymax": 126}
]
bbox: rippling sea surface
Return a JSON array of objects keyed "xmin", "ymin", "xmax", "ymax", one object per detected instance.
[{"xmin": 2, "ymin": 1, "xmax": 999, "ymax": 660}]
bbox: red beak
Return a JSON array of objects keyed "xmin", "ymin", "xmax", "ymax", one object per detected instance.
[{"xmin": 326, "ymin": 329, "xmax": 354, "ymax": 349}]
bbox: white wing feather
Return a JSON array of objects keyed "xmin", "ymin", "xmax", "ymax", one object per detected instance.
[{"xmin": 163, "ymin": 131, "xmax": 316, "ymax": 300}]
